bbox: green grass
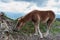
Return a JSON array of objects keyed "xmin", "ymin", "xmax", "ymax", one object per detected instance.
[
  {"xmin": 53, "ymin": 21, "xmax": 60, "ymax": 26},
  {"xmin": 50, "ymin": 20, "xmax": 60, "ymax": 35},
  {"xmin": 14, "ymin": 20, "xmax": 60, "ymax": 35},
  {"xmin": 20, "ymin": 21, "xmax": 35, "ymax": 34},
  {"xmin": 19, "ymin": 21, "xmax": 48, "ymax": 34}
]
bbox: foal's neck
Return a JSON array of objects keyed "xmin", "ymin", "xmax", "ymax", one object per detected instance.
[{"xmin": 22, "ymin": 15, "xmax": 31, "ymax": 23}]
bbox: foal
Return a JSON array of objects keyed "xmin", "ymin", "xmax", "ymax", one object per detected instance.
[{"xmin": 14, "ymin": 10, "xmax": 55, "ymax": 38}]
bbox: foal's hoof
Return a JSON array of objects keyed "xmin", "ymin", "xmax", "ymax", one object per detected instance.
[
  {"xmin": 34, "ymin": 33, "xmax": 38, "ymax": 35},
  {"xmin": 43, "ymin": 34, "xmax": 48, "ymax": 38},
  {"xmin": 40, "ymin": 36, "xmax": 43, "ymax": 39},
  {"xmin": 39, "ymin": 37, "xmax": 43, "ymax": 40}
]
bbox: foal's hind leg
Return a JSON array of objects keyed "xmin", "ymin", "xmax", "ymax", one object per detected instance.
[
  {"xmin": 44, "ymin": 18, "xmax": 55, "ymax": 37},
  {"xmin": 44, "ymin": 23, "xmax": 49, "ymax": 37}
]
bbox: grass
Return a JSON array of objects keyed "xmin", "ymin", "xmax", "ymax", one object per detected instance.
[
  {"xmin": 20, "ymin": 21, "xmax": 35, "ymax": 34},
  {"xmin": 14, "ymin": 20, "xmax": 60, "ymax": 35},
  {"xmin": 50, "ymin": 20, "xmax": 60, "ymax": 35},
  {"xmin": 53, "ymin": 20, "xmax": 60, "ymax": 26}
]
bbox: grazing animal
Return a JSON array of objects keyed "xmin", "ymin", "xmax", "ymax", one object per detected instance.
[{"xmin": 14, "ymin": 10, "xmax": 55, "ymax": 38}]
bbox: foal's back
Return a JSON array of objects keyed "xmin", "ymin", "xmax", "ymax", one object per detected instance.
[
  {"xmin": 38, "ymin": 10, "xmax": 55, "ymax": 22},
  {"xmin": 28, "ymin": 10, "xmax": 55, "ymax": 23}
]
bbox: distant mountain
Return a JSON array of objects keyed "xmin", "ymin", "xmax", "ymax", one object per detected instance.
[
  {"xmin": 56, "ymin": 18, "xmax": 60, "ymax": 21},
  {"xmin": 2, "ymin": 13, "xmax": 14, "ymax": 21},
  {"xmin": 56, "ymin": 14, "xmax": 60, "ymax": 18},
  {"xmin": 5, "ymin": 12, "xmax": 25, "ymax": 20}
]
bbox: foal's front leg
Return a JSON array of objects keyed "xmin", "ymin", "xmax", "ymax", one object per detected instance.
[
  {"xmin": 34, "ymin": 23, "xmax": 43, "ymax": 38},
  {"xmin": 37, "ymin": 24, "xmax": 43, "ymax": 38},
  {"xmin": 34, "ymin": 23, "xmax": 38, "ymax": 35}
]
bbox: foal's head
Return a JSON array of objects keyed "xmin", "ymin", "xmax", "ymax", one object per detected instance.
[{"xmin": 13, "ymin": 17, "xmax": 25, "ymax": 32}]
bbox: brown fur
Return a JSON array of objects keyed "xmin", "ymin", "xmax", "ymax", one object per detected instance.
[{"xmin": 16, "ymin": 10, "xmax": 55, "ymax": 29}]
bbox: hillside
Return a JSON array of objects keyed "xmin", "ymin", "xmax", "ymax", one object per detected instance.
[{"xmin": 0, "ymin": 13, "xmax": 60, "ymax": 40}]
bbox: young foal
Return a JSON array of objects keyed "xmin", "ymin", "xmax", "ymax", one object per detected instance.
[{"xmin": 14, "ymin": 10, "xmax": 55, "ymax": 38}]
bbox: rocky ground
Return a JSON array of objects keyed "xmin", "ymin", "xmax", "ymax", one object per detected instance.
[
  {"xmin": 10, "ymin": 33, "xmax": 60, "ymax": 40},
  {"xmin": 0, "ymin": 30, "xmax": 60, "ymax": 40}
]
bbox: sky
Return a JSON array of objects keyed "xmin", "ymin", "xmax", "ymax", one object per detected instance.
[{"xmin": 0, "ymin": 0, "xmax": 60, "ymax": 19}]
